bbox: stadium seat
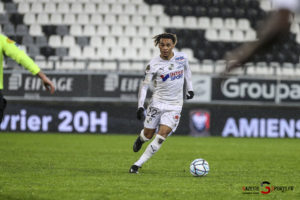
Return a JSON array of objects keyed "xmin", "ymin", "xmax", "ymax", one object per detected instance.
[
  {"xmin": 16, "ymin": 24, "xmax": 28, "ymax": 36},
  {"xmin": 214, "ymin": 60, "xmax": 227, "ymax": 73},
  {"xmin": 124, "ymin": 4, "xmax": 136, "ymax": 15},
  {"xmin": 40, "ymin": 46, "xmax": 55, "ymax": 57},
  {"xmin": 70, "ymin": 24, "xmax": 83, "ymax": 36},
  {"xmin": 31, "ymin": 2, "xmax": 43, "ymax": 13},
  {"xmin": 151, "ymin": 26, "xmax": 164, "ymax": 36},
  {"xmin": 184, "ymin": 16, "xmax": 197, "ymax": 29},
  {"xmin": 3, "ymin": 24, "xmax": 15, "ymax": 36},
  {"xmin": 111, "ymin": 25, "xmax": 123, "ymax": 36},
  {"xmin": 76, "ymin": 36, "xmax": 89, "ymax": 46},
  {"xmin": 5, "ymin": 3, "xmax": 18, "ymax": 14},
  {"xmin": 110, "ymin": 47, "xmax": 124, "ymax": 59},
  {"xmin": 131, "ymin": 61, "xmax": 144, "ymax": 71},
  {"xmin": 18, "ymin": 2, "xmax": 30, "ymax": 13},
  {"xmin": 280, "ymin": 63, "xmax": 295, "ymax": 76},
  {"xmin": 104, "ymin": 14, "xmax": 117, "ymax": 25},
  {"xmin": 211, "ymin": 17, "xmax": 224, "ymax": 29},
  {"xmin": 124, "ymin": 47, "xmax": 137, "ymax": 59},
  {"xmin": 35, "ymin": 55, "xmax": 47, "ymax": 69},
  {"xmin": 189, "ymin": 63, "xmax": 201, "ymax": 73},
  {"xmin": 82, "ymin": 46, "xmax": 96, "ymax": 59},
  {"xmin": 157, "ymin": 16, "xmax": 170, "ymax": 27},
  {"xmin": 111, "ymin": 4, "xmax": 123, "ymax": 14},
  {"xmin": 56, "ymin": 48, "xmax": 68, "ymax": 57},
  {"xmin": 131, "ymin": 15, "xmax": 143, "ymax": 26},
  {"xmin": 119, "ymin": 61, "xmax": 131, "ymax": 71},
  {"xmin": 70, "ymin": 3, "xmax": 83, "ymax": 13},
  {"xmin": 23, "ymin": 13, "xmax": 36, "ymax": 24},
  {"xmin": 44, "ymin": 2, "xmax": 57, "ymax": 13},
  {"xmin": 69, "ymin": 45, "xmax": 82, "ymax": 58},
  {"xmin": 83, "ymin": 25, "xmax": 96, "ymax": 36},
  {"xmin": 124, "ymin": 26, "xmax": 137, "ymax": 37},
  {"xmin": 22, "ymin": 35, "xmax": 34, "ymax": 46},
  {"xmin": 35, "ymin": 36, "xmax": 48, "ymax": 47},
  {"xmin": 56, "ymin": 26, "xmax": 69, "ymax": 36},
  {"xmin": 117, "ymin": 14, "xmax": 130, "ymax": 25},
  {"xmin": 96, "ymin": 48, "xmax": 110, "ymax": 59},
  {"xmin": 103, "ymin": 36, "xmax": 117, "ymax": 47},
  {"xmin": 77, "ymin": 14, "xmax": 89, "ymax": 25},
  {"xmin": 49, "ymin": 35, "xmax": 62, "ymax": 47},
  {"xmin": 237, "ymin": 18, "xmax": 251, "ymax": 30},
  {"xmin": 63, "ymin": 14, "xmax": 76, "ymax": 24},
  {"xmin": 144, "ymin": 15, "xmax": 156, "ymax": 26},
  {"xmin": 102, "ymin": 61, "xmax": 117, "ymax": 71},
  {"xmin": 62, "ymin": 35, "xmax": 76, "ymax": 47},
  {"xmin": 118, "ymin": 37, "xmax": 130, "ymax": 47},
  {"xmin": 96, "ymin": 25, "xmax": 109, "ymax": 36},
  {"xmin": 232, "ymin": 30, "xmax": 244, "ymax": 42},
  {"xmin": 150, "ymin": 4, "xmax": 164, "ymax": 16},
  {"xmin": 87, "ymin": 60, "xmax": 103, "ymax": 70},
  {"xmin": 138, "ymin": 26, "xmax": 150, "ymax": 37},
  {"xmin": 90, "ymin": 14, "xmax": 103, "ymax": 25},
  {"xmin": 0, "ymin": 14, "xmax": 10, "ymax": 24},
  {"xmin": 2, "ymin": 0, "xmax": 298, "ymax": 72},
  {"xmin": 83, "ymin": 3, "xmax": 96, "ymax": 13},
  {"xmin": 27, "ymin": 45, "xmax": 40, "ymax": 57},
  {"xmin": 198, "ymin": 17, "xmax": 211, "ymax": 29},
  {"xmin": 50, "ymin": 14, "xmax": 63, "ymax": 25},
  {"xmin": 37, "ymin": 13, "xmax": 49, "ymax": 25},
  {"xmin": 137, "ymin": 48, "xmax": 151, "ymax": 60},
  {"xmin": 171, "ymin": 16, "xmax": 184, "ymax": 28},
  {"xmin": 57, "ymin": 2, "xmax": 69, "ymax": 13},
  {"xmin": 131, "ymin": 37, "xmax": 144, "ymax": 48},
  {"xmin": 90, "ymin": 36, "xmax": 102, "ymax": 47},
  {"xmin": 219, "ymin": 29, "xmax": 231, "ymax": 42},
  {"xmin": 58, "ymin": 58, "xmax": 75, "ymax": 70}
]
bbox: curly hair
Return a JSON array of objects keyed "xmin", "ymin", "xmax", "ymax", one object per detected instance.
[{"xmin": 153, "ymin": 33, "xmax": 177, "ymax": 46}]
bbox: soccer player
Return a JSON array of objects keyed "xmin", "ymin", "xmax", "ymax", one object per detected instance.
[
  {"xmin": 0, "ymin": 34, "xmax": 55, "ymax": 123},
  {"xmin": 129, "ymin": 33, "xmax": 194, "ymax": 174},
  {"xmin": 224, "ymin": 0, "xmax": 299, "ymax": 72}
]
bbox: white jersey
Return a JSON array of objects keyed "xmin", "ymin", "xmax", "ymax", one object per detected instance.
[
  {"xmin": 138, "ymin": 51, "xmax": 193, "ymax": 111},
  {"xmin": 272, "ymin": 0, "xmax": 300, "ymax": 13}
]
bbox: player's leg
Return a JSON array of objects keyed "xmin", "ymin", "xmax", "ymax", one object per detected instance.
[
  {"xmin": 130, "ymin": 106, "xmax": 161, "ymax": 173},
  {"xmin": 130, "ymin": 124, "xmax": 172, "ymax": 173},
  {"xmin": 129, "ymin": 110, "xmax": 180, "ymax": 173},
  {"xmin": 133, "ymin": 128, "xmax": 156, "ymax": 152},
  {"xmin": 133, "ymin": 106, "xmax": 161, "ymax": 152}
]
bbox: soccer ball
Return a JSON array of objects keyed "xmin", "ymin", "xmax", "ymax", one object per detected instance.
[{"xmin": 190, "ymin": 158, "xmax": 209, "ymax": 177}]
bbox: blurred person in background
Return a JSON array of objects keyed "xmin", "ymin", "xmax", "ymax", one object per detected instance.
[
  {"xmin": 129, "ymin": 33, "xmax": 194, "ymax": 174},
  {"xmin": 224, "ymin": 0, "xmax": 299, "ymax": 73},
  {"xmin": 0, "ymin": 34, "xmax": 55, "ymax": 124}
]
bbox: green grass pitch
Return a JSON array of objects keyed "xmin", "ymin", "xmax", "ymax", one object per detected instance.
[{"xmin": 0, "ymin": 133, "xmax": 299, "ymax": 200}]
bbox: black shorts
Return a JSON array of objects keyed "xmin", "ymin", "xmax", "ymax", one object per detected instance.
[{"xmin": 0, "ymin": 91, "xmax": 7, "ymax": 124}]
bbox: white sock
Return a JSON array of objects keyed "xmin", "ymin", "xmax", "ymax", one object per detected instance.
[
  {"xmin": 134, "ymin": 134, "xmax": 165, "ymax": 167},
  {"xmin": 139, "ymin": 129, "xmax": 150, "ymax": 142}
]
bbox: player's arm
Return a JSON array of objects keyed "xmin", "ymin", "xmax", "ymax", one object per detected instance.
[
  {"xmin": 1, "ymin": 34, "xmax": 55, "ymax": 94},
  {"xmin": 224, "ymin": 9, "xmax": 292, "ymax": 72},
  {"xmin": 137, "ymin": 65, "xmax": 153, "ymax": 120},
  {"xmin": 184, "ymin": 56, "xmax": 194, "ymax": 99}
]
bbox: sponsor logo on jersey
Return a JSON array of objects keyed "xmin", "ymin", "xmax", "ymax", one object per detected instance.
[
  {"xmin": 175, "ymin": 56, "xmax": 184, "ymax": 61},
  {"xmin": 160, "ymin": 70, "xmax": 183, "ymax": 82},
  {"xmin": 170, "ymin": 70, "xmax": 183, "ymax": 80},
  {"xmin": 160, "ymin": 74, "xmax": 170, "ymax": 81}
]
